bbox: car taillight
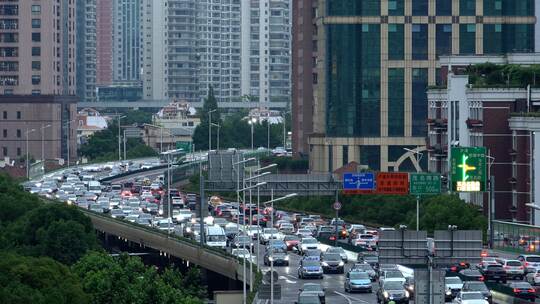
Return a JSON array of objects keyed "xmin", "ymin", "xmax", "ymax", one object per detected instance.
[
  {"xmin": 451, "ymin": 266, "xmax": 457, "ymax": 272},
  {"xmin": 479, "ymin": 276, "xmax": 484, "ymax": 281},
  {"xmin": 460, "ymin": 262, "xmax": 466, "ymax": 267},
  {"xmin": 504, "ymin": 266, "xmax": 510, "ymax": 270},
  {"xmin": 514, "ymin": 288, "xmax": 520, "ymax": 293},
  {"xmin": 519, "ymin": 266, "xmax": 524, "ymax": 269},
  {"xmin": 529, "ymin": 288, "xmax": 536, "ymax": 293}
]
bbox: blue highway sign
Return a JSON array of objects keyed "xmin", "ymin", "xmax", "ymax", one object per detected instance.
[{"xmin": 343, "ymin": 172, "xmax": 375, "ymax": 192}]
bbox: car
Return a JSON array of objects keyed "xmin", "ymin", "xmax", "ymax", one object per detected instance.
[
  {"xmin": 495, "ymin": 259, "xmax": 525, "ymax": 280},
  {"xmin": 260, "ymin": 228, "xmax": 284, "ymax": 244},
  {"xmin": 316, "ymin": 226, "xmax": 335, "ymax": 238},
  {"xmin": 377, "ymin": 281, "xmax": 410, "ymax": 304},
  {"xmin": 278, "ymin": 222, "xmax": 295, "ymax": 234},
  {"xmin": 359, "ymin": 253, "xmax": 379, "ymax": 270},
  {"xmin": 380, "ymin": 269, "xmax": 406, "ymax": 286},
  {"xmin": 299, "ymin": 283, "xmax": 325, "ymax": 304},
  {"xmin": 351, "ymin": 263, "xmax": 377, "ymax": 281},
  {"xmin": 320, "ymin": 253, "xmax": 344, "ymax": 274},
  {"xmin": 478, "ymin": 264, "xmax": 507, "ymax": 283},
  {"xmin": 267, "ymin": 239, "xmax": 288, "ymax": 252},
  {"xmin": 353, "ymin": 233, "xmax": 377, "ymax": 249},
  {"xmin": 344, "ymin": 270, "xmax": 372, "ymax": 293},
  {"xmin": 445, "ymin": 276, "xmax": 464, "ymax": 301},
  {"xmin": 299, "ymin": 237, "xmax": 320, "ymax": 254},
  {"xmin": 303, "ymin": 249, "xmax": 322, "ymax": 260},
  {"xmin": 459, "ymin": 269, "xmax": 484, "ymax": 281},
  {"xmin": 231, "ymin": 235, "xmax": 253, "ymax": 251},
  {"xmin": 526, "ymin": 268, "xmax": 540, "ymax": 286},
  {"xmin": 325, "ymin": 247, "xmax": 348, "ymax": 263},
  {"xmin": 462, "ymin": 281, "xmax": 492, "ymax": 303},
  {"xmin": 110, "ymin": 209, "xmax": 125, "ymax": 219},
  {"xmin": 264, "ymin": 248, "xmax": 289, "ymax": 266},
  {"xmin": 284, "ymin": 235, "xmax": 301, "ymax": 251},
  {"xmin": 231, "ymin": 248, "xmax": 252, "ymax": 260},
  {"xmin": 509, "ymin": 282, "xmax": 536, "ymax": 302},
  {"xmin": 297, "ymin": 228, "xmax": 314, "ymax": 238},
  {"xmin": 517, "ymin": 255, "xmax": 540, "ymax": 273},
  {"xmin": 453, "ymin": 291, "xmax": 489, "ymax": 304},
  {"xmin": 294, "ymin": 291, "xmax": 321, "ymax": 304},
  {"xmin": 298, "ymin": 259, "xmax": 323, "ymax": 279}
]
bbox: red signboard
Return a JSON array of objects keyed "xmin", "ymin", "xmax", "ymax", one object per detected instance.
[{"xmin": 375, "ymin": 172, "xmax": 409, "ymax": 195}]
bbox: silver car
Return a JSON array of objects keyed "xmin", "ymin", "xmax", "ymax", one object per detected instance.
[{"xmin": 497, "ymin": 259, "xmax": 525, "ymax": 280}]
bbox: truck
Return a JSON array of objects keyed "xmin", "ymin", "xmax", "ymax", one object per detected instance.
[{"xmin": 205, "ymin": 225, "xmax": 227, "ymax": 249}]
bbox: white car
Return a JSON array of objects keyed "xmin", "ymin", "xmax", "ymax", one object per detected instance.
[
  {"xmin": 299, "ymin": 237, "xmax": 320, "ymax": 254},
  {"xmin": 296, "ymin": 228, "xmax": 313, "ymax": 238},
  {"xmin": 446, "ymin": 276, "xmax": 464, "ymax": 301},
  {"xmin": 232, "ymin": 248, "xmax": 252, "ymax": 260},
  {"xmin": 526, "ymin": 268, "xmax": 540, "ymax": 285},
  {"xmin": 172, "ymin": 209, "xmax": 193, "ymax": 223},
  {"xmin": 260, "ymin": 228, "xmax": 284, "ymax": 244},
  {"xmin": 453, "ymin": 291, "xmax": 489, "ymax": 304},
  {"xmin": 380, "ymin": 269, "xmax": 406, "ymax": 285}
]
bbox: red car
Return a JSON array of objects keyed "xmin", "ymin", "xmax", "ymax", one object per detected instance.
[{"xmin": 284, "ymin": 235, "xmax": 300, "ymax": 251}]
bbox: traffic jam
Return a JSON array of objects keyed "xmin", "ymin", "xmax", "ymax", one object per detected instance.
[{"xmin": 23, "ymin": 161, "xmax": 540, "ymax": 304}]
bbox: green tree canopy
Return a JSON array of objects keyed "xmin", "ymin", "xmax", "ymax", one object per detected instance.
[
  {"xmin": 0, "ymin": 252, "xmax": 89, "ymax": 304},
  {"xmin": 72, "ymin": 252, "xmax": 205, "ymax": 304},
  {"xmin": 0, "ymin": 174, "xmax": 41, "ymax": 226}
]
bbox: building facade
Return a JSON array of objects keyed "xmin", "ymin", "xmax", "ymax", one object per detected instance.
[
  {"xmin": 241, "ymin": 0, "xmax": 291, "ymax": 105},
  {"xmin": 427, "ymin": 53, "xmax": 540, "ymax": 224},
  {"xmin": 96, "ymin": 0, "xmax": 113, "ymax": 86},
  {"xmin": 112, "ymin": 0, "xmax": 141, "ymax": 83},
  {"xmin": 309, "ymin": 0, "xmax": 535, "ymax": 173},
  {"xmin": 141, "ymin": 0, "xmax": 166, "ymax": 100},
  {"xmin": 76, "ymin": 0, "xmax": 97, "ymax": 102},
  {"xmin": 0, "ymin": 0, "xmax": 77, "ymax": 95},
  {"xmin": 291, "ymin": 0, "xmax": 317, "ymax": 157},
  {"xmin": 0, "ymin": 96, "xmax": 77, "ymax": 164}
]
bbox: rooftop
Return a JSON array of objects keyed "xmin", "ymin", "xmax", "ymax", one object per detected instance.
[{"xmin": 460, "ymin": 63, "xmax": 540, "ymax": 88}]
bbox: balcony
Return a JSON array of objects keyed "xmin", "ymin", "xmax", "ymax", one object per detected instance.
[{"xmin": 466, "ymin": 118, "xmax": 483, "ymax": 129}]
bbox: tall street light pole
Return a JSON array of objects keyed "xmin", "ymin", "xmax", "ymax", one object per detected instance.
[
  {"xmin": 249, "ymin": 117, "xmax": 257, "ymax": 150},
  {"xmin": 208, "ymin": 109, "xmax": 217, "ymax": 151},
  {"xmin": 211, "ymin": 123, "xmax": 220, "ymax": 152},
  {"xmin": 40, "ymin": 124, "xmax": 51, "ymax": 162},
  {"xmin": 404, "ymin": 147, "xmax": 423, "ymax": 231},
  {"xmin": 117, "ymin": 115, "xmax": 126, "ymax": 161},
  {"xmin": 25, "ymin": 128, "xmax": 36, "ymax": 179}
]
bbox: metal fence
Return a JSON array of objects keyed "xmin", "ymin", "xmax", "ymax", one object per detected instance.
[{"xmin": 493, "ymin": 220, "xmax": 540, "ymax": 254}]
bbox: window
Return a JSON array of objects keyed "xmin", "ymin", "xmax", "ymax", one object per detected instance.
[
  {"xmin": 412, "ymin": 24, "xmax": 428, "ymax": 60},
  {"xmin": 31, "ymin": 90, "xmax": 40, "ymax": 95},
  {"xmin": 388, "ymin": 24, "xmax": 404, "ymax": 60},
  {"xmin": 327, "ymin": 0, "xmax": 380, "ymax": 16},
  {"xmin": 436, "ymin": 0, "xmax": 452, "ymax": 15},
  {"xmin": 388, "ymin": 68, "xmax": 404, "ymax": 136},
  {"xmin": 460, "ymin": 24, "xmax": 476, "ymax": 54},
  {"xmin": 388, "ymin": 0, "xmax": 404, "ymax": 15},
  {"xmin": 31, "ymin": 61, "xmax": 40, "ymax": 71},
  {"xmin": 342, "ymin": 145, "xmax": 349, "ymax": 165},
  {"xmin": 436, "ymin": 24, "xmax": 452, "ymax": 57},
  {"xmin": 412, "ymin": 0, "xmax": 428, "ymax": 15},
  {"xmin": 16, "ymin": 111, "xmax": 20, "ymax": 119},
  {"xmin": 2, "ymin": 111, "xmax": 6, "ymax": 119},
  {"xmin": 31, "ymin": 47, "xmax": 40, "ymax": 56},
  {"xmin": 31, "ymin": 5, "xmax": 41, "ymax": 15},
  {"xmin": 31, "ymin": 19, "xmax": 40, "ymax": 28},
  {"xmin": 2, "ymin": 147, "xmax": 6, "ymax": 157},
  {"xmin": 412, "ymin": 69, "xmax": 428, "ymax": 136},
  {"xmin": 2, "ymin": 129, "xmax": 6, "ymax": 137},
  {"xmin": 460, "ymin": 0, "xmax": 476, "ymax": 15},
  {"xmin": 16, "ymin": 129, "xmax": 21, "ymax": 138},
  {"xmin": 16, "ymin": 147, "xmax": 21, "ymax": 156},
  {"xmin": 360, "ymin": 146, "xmax": 380, "ymax": 171},
  {"xmin": 31, "ymin": 75, "xmax": 40, "ymax": 85},
  {"xmin": 31, "ymin": 32, "xmax": 40, "ymax": 42}
]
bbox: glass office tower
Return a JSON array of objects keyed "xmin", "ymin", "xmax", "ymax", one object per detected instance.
[{"xmin": 309, "ymin": 0, "xmax": 535, "ymax": 173}]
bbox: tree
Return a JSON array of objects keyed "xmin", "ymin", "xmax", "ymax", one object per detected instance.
[
  {"xmin": 0, "ymin": 174, "xmax": 41, "ymax": 226},
  {"xmin": 193, "ymin": 86, "xmax": 220, "ymax": 151},
  {"xmin": 0, "ymin": 252, "xmax": 89, "ymax": 304},
  {"xmin": 72, "ymin": 252, "xmax": 205, "ymax": 304},
  {"xmin": 2, "ymin": 204, "xmax": 98, "ymax": 264}
]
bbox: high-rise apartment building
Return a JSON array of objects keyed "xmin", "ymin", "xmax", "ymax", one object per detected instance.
[
  {"xmin": 76, "ymin": 0, "xmax": 97, "ymax": 102},
  {"xmin": 241, "ymin": 0, "xmax": 291, "ymax": 105},
  {"xmin": 113, "ymin": 0, "xmax": 141, "ymax": 83},
  {"xmin": 292, "ymin": 0, "xmax": 317, "ymax": 158},
  {"xmin": 309, "ymin": 0, "xmax": 535, "ymax": 173},
  {"xmin": 0, "ymin": 0, "xmax": 77, "ymax": 95},
  {"xmin": 96, "ymin": 0, "xmax": 113, "ymax": 85}
]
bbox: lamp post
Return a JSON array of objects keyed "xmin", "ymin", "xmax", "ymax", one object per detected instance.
[
  {"xmin": 117, "ymin": 115, "xmax": 126, "ymax": 161},
  {"xmin": 123, "ymin": 129, "xmax": 127, "ymax": 160},
  {"xmin": 404, "ymin": 147, "xmax": 423, "ymax": 231},
  {"xmin": 262, "ymin": 192, "xmax": 297, "ymax": 304},
  {"xmin": 248, "ymin": 117, "xmax": 257, "ymax": 150},
  {"xmin": 211, "ymin": 123, "xmax": 220, "ymax": 152},
  {"xmin": 65, "ymin": 119, "xmax": 76, "ymax": 168},
  {"xmin": 25, "ymin": 128, "xmax": 36, "ymax": 179},
  {"xmin": 162, "ymin": 148, "xmax": 183, "ymax": 233},
  {"xmin": 40, "ymin": 124, "xmax": 51, "ymax": 162},
  {"xmin": 208, "ymin": 109, "xmax": 217, "ymax": 151}
]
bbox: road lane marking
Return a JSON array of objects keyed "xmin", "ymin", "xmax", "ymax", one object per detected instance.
[{"xmin": 334, "ymin": 291, "xmax": 370, "ymax": 304}]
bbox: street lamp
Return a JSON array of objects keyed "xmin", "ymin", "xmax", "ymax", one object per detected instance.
[
  {"xmin": 263, "ymin": 191, "xmax": 297, "ymax": 304},
  {"xmin": 208, "ymin": 109, "xmax": 217, "ymax": 152},
  {"xmin": 211, "ymin": 122, "xmax": 221, "ymax": 152},
  {"xmin": 64, "ymin": 119, "xmax": 76, "ymax": 168},
  {"xmin": 162, "ymin": 148, "xmax": 183, "ymax": 232},
  {"xmin": 403, "ymin": 147, "xmax": 423, "ymax": 231},
  {"xmin": 248, "ymin": 117, "xmax": 257, "ymax": 150},
  {"xmin": 40, "ymin": 124, "xmax": 51, "ymax": 162},
  {"xmin": 117, "ymin": 115, "xmax": 126, "ymax": 161},
  {"xmin": 25, "ymin": 128, "xmax": 36, "ymax": 179}
]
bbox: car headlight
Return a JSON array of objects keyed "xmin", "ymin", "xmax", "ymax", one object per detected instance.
[
  {"xmin": 383, "ymin": 291, "xmax": 389, "ymax": 298},
  {"xmin": 159, "ymin": 210, "xmax": 163, "ymax": 215},
  {"xmin": 322, "ymin": 262, "xmax": 329, "ymax": 266},
  {"xmin": 269, "ymin": 257, "xmax": 274, "ymax": 261},
  {"xmin": 405, "ymin": 291, "xmax": 410, "ymax": 298},
  {"xmin": 339, "ymin": 261, "xmax": 344, "ymax": 266},
  {"xmin": 284, "ymin": 256, "xmax": 289, "ymax": 260},
  {"xmin": 446, "ymin": 290, "xmax": 451, "ymax": 295},
  {"xmin": 408, "ymin": 285, "xmax": 414, "ymax": 291},
  {"xmin": 186, "ymin": 228, "xmax": 191, "ymax": 233}
]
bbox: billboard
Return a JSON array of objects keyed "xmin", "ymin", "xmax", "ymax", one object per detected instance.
[
  {"xmin": 376, "ymin": 172, "xmax": 409, "ymax": 195},
  {"xmin": 343, "ymin": 172, "xmax": 375, "ymax": 194},
  {"xmin": 450, "ymin": 147, "xmax": 487, "ymax": 192}
]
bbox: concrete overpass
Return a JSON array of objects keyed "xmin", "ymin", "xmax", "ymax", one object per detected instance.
[
  {"xmin": 78, "ymin": 100, "xmax": 287, "ymax": 109},
  {"xmin": 82, "ymin": 208, "xmax": 253, "ymax": 283}
]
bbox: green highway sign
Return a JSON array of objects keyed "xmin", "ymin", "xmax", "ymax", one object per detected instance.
[
  {"xmin": 410, "ymin": 173, "xmax": 441, "ymax": 195},
  {"xmin": 450, "ymin": 147, "xmax": 487, "ymax": 192},
  {"xmin": 176, "ymin": 141, "xmax": 192, "ymax": 152}
]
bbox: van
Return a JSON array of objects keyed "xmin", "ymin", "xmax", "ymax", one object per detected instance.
[
  {"xmin": 205, "ymin": 225, "xmax": 227, "ymax": 249},
  {"xmin": 88, "ymin": 181, "xmax": 102, "ymax": 194}
]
